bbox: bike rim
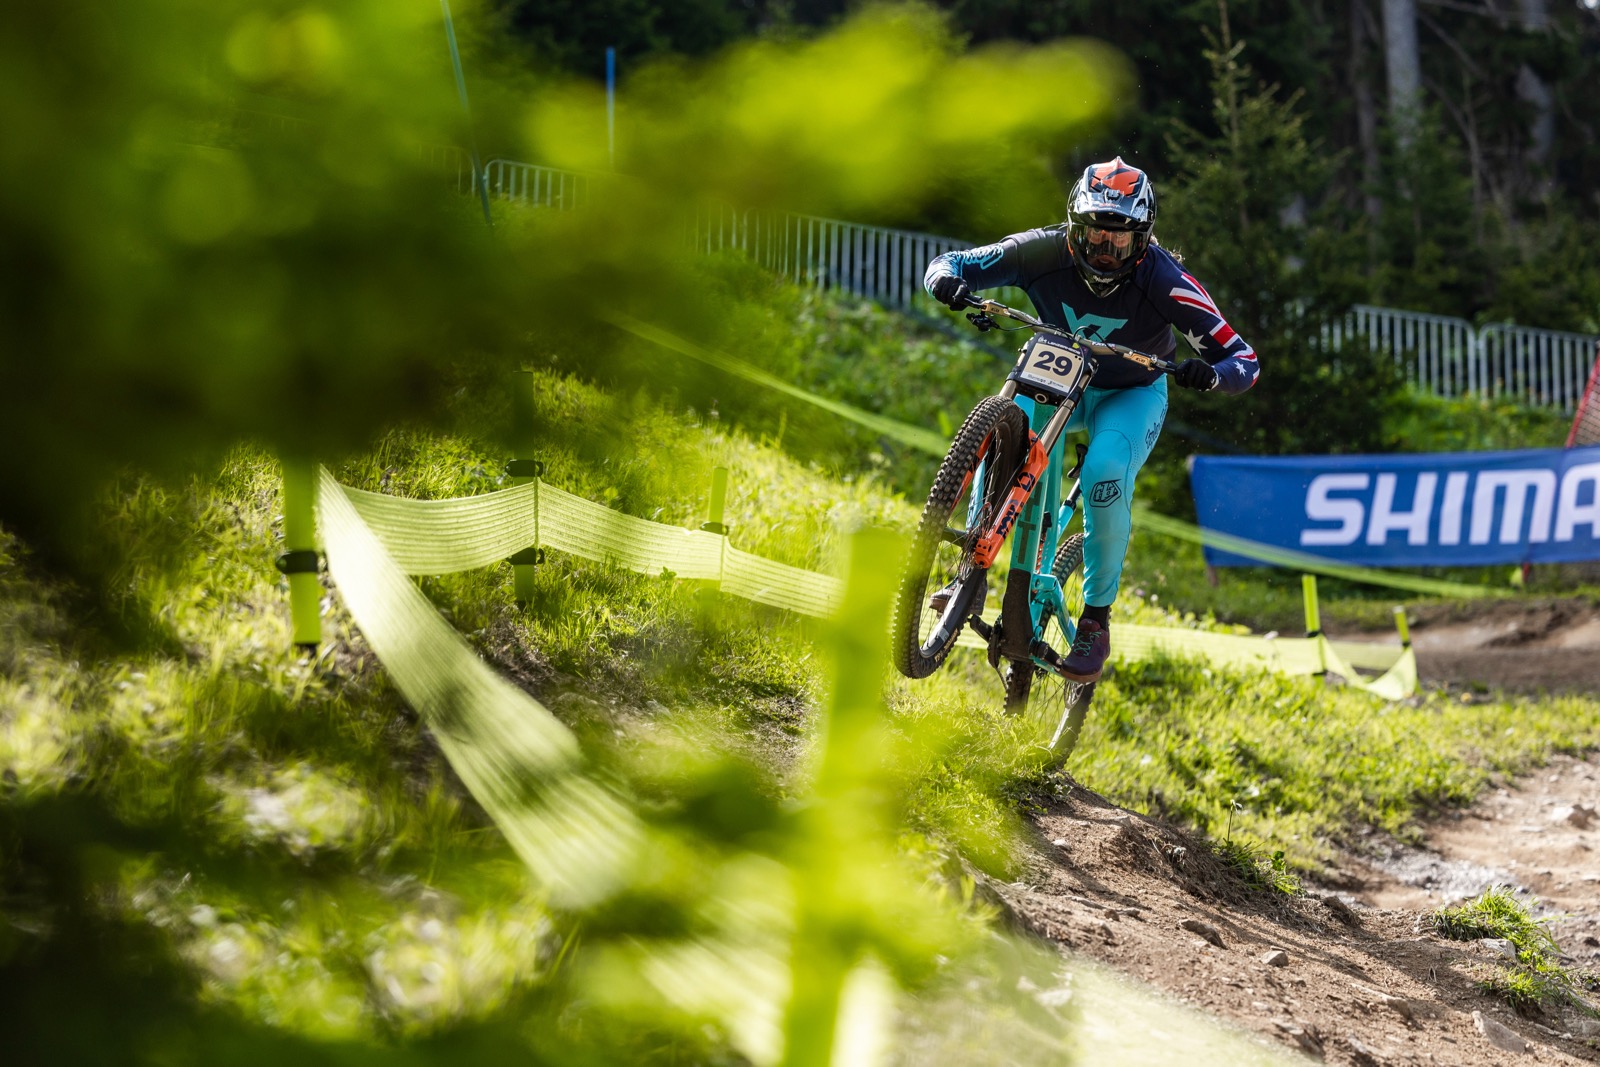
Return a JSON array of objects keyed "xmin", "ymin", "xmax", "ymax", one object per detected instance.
[{"xmin": 1017, "ymin": 668, "xmax": 1092, "ymax": 764}]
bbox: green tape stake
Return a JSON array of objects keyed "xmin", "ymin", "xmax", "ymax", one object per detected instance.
[
  {"xmin": 1301, "ymin": 573, "xmax": 1321, "ymax": 638},
  {"xmin": 698, "ymin": 466, "xmax": 729, "ymax": 608},
  {"xmin": 1392, "ymin": 605, "xmax": 1412, "ymax": 649},
  {"xmin": 1301, "ymin": 574, "xmax": 1326, "ymax": 677},
  {"xmin": 701, "ymin": 466, "xmax": 729, "ymax": 536},
  {"xmin": 509, "ymin": 370, "xmax": 543, "ymax": 606},
  {"xmin": 280, "ymin": 457, "xmax": 321, "ymax": 650},
  {"xmin": 511, "ymin": 368, "xmax": 537, "ymax": 457}
]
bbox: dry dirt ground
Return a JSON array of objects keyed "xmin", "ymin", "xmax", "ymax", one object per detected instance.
[
  {"xmin": 996, "ymin": 759, "xmax": 1600, "ymax": 1066},
  {"xmin": 987, "ymin": 598, "xmax": 1600, "ymax": 1065},
  {"xmin": 1338, "ymin": 595, "xmax": 1600, "ymax": 695}
]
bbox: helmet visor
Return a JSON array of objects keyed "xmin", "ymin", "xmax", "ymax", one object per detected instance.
[
  {"xmin": 1080, "ymin": 225, "xmax": 1137, "ymax": 273},
  {"xmin": 1068, "ymin": 218, "xmax": 1149, "ymax": 279}
]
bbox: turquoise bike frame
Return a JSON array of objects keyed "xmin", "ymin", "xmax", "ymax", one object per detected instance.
[
  {"xmin": 1009, "ymin": 395, "xmax": 1081, "ymax": 665},
  {"xmin": 963, "ymin": 391, "xmax": 1084, "ymax": 671}
]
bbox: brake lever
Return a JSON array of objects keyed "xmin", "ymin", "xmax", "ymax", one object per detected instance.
[
  {"xmin": 1077, "ymin": 333, "xmax": 1175, "ymax": 375},
  {"xmin": 1123, "ymin": 352, "xmax": 1176, "ymax": 373},
  {"xmin": 965, "ymin": 311, "xmax": 998, "ymax": 332}
]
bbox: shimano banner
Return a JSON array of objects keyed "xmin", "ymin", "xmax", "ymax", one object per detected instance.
[{"xmin": 1190, "ymin": 446, "xmax": 1600, "ymax": 567}]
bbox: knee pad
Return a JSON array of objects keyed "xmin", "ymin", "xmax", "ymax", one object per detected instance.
[{"xmin": 1080, "ymin": 433, "xmax": 1133, "ymax": 513}]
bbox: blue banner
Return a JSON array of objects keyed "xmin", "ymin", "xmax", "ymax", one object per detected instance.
[{"xmin": 1190, "ymin": 446, "xmax": 1600, "ymax": 567}]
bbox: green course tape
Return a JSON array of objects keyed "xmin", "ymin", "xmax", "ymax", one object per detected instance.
[
  {"xmin": 323, "ymin": 475, "xmax": 905, "ymax": 1056},
  {"xmin": 606, "ymin": 313, "xmax": 951, "ymax": 456},
  {"xmin": 317, "ymin": 468, "xmax": 640, "ymax": 907},
  {"xmin": 612, "ymin": 313, "xmax": 1502, "ymax": 601},
  {"xmin": 1132, "ymin": 508, "xmax": 1507, "ymax": 600},
  {"xmin": 333, "ymin": 468, "xmax": 1412, "ymax": 697},
  {"xmin": 1324, "ymin": 640, "xmax": 1418, "ymax": 702},
  {"xmin": 340, "ymin": 479, "xmax": 844, "ymax": 617},
  {"xmin": 954, "ymin": 612, "xmax": 1414, "ymax": 698}
]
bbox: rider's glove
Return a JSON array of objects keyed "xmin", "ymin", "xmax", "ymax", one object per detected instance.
[
  {"xmin": 1175, "ymin": 358, "xmax": 1220, "ymax": 392},
  {"xmin": 930, "ymin": 274, "xmax": 970, "ymax": 310}
]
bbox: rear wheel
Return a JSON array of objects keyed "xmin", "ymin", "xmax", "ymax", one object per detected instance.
[
  {"xmin": 891, "ymin": 396, "xmax": 1028, "ymax": 680},
  {"xmin": 1003, "ymin": 533, "xmax": 1096, "ymax": 767}
]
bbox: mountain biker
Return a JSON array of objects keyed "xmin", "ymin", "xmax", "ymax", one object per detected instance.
[{"xmin": 923, "ymin": 157, "xmax": 1259, "ymax": 684}]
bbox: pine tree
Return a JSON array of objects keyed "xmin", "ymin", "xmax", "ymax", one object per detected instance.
[{"xmin": 1159, "ymin": 4, "xmax": 1398, "ymax": 461}]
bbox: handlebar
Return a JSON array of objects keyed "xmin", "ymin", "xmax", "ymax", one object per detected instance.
[{"xmin": 957, "ymin": 294, "xmax": 1177, "ymax": 376}]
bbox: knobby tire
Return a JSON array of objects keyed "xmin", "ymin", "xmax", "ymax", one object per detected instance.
[{"xmin": 891, "ymin": 395, "xmax": 1028, "ymax": 680}]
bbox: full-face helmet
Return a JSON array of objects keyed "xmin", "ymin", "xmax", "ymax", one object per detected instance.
[{"xmin": 1066, "ymin": 157, "xmax": 1157, "ymax": 296}]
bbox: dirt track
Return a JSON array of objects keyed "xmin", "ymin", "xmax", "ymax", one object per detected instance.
[
  {"xmin": 993, "ymin": 597, "xmax": 1600, "ymax": 1065},
  {"xmin": 1339, "ymin": 595, "xmax": 1600, "ymax": 695},
  {"xmin": 998, "ymin": 759, "xmax": 1600, "ymax": 1065}
]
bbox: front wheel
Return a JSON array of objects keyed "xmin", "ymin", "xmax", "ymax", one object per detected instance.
[
  {"xmin": 891, "ymin": 395, "xmax": 1028, "ymax": 680},
  {"xmin": 1003, "ymin": 533, "xmax": 1096, "ymax": 767}
]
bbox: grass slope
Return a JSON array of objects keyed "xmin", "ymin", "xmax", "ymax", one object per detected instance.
[{"xmin": 2, "ymin": 347, "xmax": 1597, "ymax": 1058}]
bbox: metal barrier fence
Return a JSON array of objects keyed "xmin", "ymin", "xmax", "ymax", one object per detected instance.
[
  {"xmin": 464, "ymin": 156, "xmax": 1600, "ymax": 411},
  {"xmin": 1324, "ymin": 305, "xmax": 1600, "ymax": 412},
  {"xmin": 421, "ymin": 156, "xmax": 593, "ymax": 208},
  {"xmin": 1480, "ymin": 323, "xmax": 1599, "ymax": 412},
  {"xmin": 689, "ymin": 204, "xmax": 972, "ymax": 312},
  {"xmin": 420, "ymin": 144, "xmax": 476, "ymax": 195},
  {"xmin": 481, "ymin": 158, "xmax": 592, "ymax": 210}
]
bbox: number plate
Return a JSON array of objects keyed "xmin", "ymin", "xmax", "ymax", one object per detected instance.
[{"xmin": 1016, "ymin": 334, "xmax": 1091, "ymax": 394}]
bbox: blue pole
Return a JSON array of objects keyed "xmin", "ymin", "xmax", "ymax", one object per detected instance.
[
  {"xmin": 606, "ymin": 46, "xmax": 616, "ymax": 172},
  {"xmin": 440, "ymin": 0, "xmax": 494, "ymax": 229}
]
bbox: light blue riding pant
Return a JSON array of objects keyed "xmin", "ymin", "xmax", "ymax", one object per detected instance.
[{"xmin": 1062, "ymin": 377, "xmax": 1168, "ymax": 608}]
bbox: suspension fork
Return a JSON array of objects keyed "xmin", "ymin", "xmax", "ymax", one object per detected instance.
[{"xmin": 970, "ymin": 400, "xmax": 1075, "ymax": 569}]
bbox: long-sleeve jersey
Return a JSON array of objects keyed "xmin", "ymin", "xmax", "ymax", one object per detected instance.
[{"xmin": 924, "ymin": 227, "xmax": 1260, "ymax": 395}]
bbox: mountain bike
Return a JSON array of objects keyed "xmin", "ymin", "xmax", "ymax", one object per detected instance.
[{"xmin": 891, "ymin": 295, "xmax": 1175, "ymax": 766}]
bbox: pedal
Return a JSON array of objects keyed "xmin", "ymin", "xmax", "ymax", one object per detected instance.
[
  {"xmin": 986, "ymin": 621, "xmax": 1004, "ymax": 670},
  {"xmin": 969, "ymin": 614, "xmax": 993, "ymax": 641},
  {"xmin": 1031, "ymin": 640, "xmax": 1065, "ymax": 675}
]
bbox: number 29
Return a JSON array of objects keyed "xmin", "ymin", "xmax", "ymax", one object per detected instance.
[{"xmin": 1033, "ymin": 349, "xmax": 1074, "ymax": 376}]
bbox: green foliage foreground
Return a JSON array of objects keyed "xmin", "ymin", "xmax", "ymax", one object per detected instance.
[{"xmin": 3, "ymin": 369, "xmax": 1596, "ymax": 1062}]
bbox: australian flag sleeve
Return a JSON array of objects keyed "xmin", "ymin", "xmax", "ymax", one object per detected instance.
[
  {"xmin": 924, "ymin": 238, "xmax": 1025, "ymax": 295},
  {"xmin": 1156, "ymin": 269, "xmax": 1261, "ymax": 396}
]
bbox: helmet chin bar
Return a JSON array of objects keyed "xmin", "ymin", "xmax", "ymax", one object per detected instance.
[
  {"xmin": 1067, "ymin": 226, "xmax": 1148, "ymax": 295},
  {"xmin": 1081, "ymin": 271, "xmax": 1128, "ymax": 298}
]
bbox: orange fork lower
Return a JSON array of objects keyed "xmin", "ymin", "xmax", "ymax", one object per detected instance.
[{"xmin": 971, "ymin": 432, "xmax": 1048, "ymax": 569}]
